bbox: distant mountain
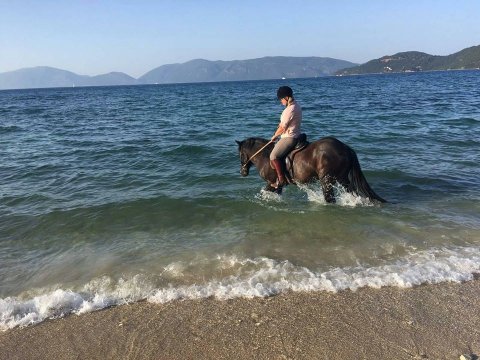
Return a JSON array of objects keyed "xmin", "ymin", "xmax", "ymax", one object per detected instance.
[
  {"xmin": 336, "ymin": 45, "xmax": 480, "ymax": 75},
  {"xmin": 3, "ymin": 46, "xmax": 478, "ymax": 90},
  {"xmin": 139, "ymin": 57, "xmax": 357, "ymax": 84},
  {"xmin": 0, "ymin": 66, "xmax": 138, "ymax": 90},
  {"xmin": 0, "ymin": 56, "xmax": 355, "ymax": 90},
  {"xmin": 89, "ymin": 72, "xmax": 139, "ymax": 86}
]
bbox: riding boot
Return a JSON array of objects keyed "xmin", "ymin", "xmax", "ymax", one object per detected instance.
[{"xmin": 271, "ymin": 159, "xmax": 287, "ymax": 187}]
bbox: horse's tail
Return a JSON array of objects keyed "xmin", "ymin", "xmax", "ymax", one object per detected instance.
[{"xmin": 347, "ymin": 149, "xmax": 386, "ymax": 203}]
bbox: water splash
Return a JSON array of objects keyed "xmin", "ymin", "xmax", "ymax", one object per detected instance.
[{"xmin": 296, "ymin": 182, "xmax": 374, "ymax": 207}]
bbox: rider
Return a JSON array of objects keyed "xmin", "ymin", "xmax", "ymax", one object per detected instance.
[{"xmin": 270, "ymin": 86, "xmax": 302, "ymax": 187}]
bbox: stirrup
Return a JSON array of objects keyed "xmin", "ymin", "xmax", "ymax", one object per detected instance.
[
  {"xmin": 271, "ymin": 182, "xmax": 283, "ymax": 194},
  {"xmin": 274, "ymin": 178, "xmax": 286, "ymax": 188}
]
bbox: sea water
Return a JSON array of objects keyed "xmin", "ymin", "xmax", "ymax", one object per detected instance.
[{"xmin": 1, "ymin": 71, "xmax": 479, "ymax": 329}]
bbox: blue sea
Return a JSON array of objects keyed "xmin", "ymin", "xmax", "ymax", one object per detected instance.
[{"xmin": 1, "ymin": 71, "xmax": 479, "ymax": 329}]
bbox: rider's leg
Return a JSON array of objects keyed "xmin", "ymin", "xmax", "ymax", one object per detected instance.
[
  {"xmin": 270, "ymin": 137, "xmax": 296, "ymax": 188},
  {"xmin": 270, "ymin": 158, "xmax": 286, "ymax": 187}
]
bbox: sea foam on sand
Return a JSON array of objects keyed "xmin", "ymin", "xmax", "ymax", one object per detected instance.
[{"xmin": 1, "ymin": 246, "xmax": 479, "ymax": 330}]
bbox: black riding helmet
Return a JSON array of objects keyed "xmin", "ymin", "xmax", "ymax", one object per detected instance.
[{"xmin": 277, "ymin": 86, "xmax": 293, "ymax": 100}]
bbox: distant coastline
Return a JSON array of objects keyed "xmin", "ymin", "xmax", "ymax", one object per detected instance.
[
  {"xmin": 336, "ymin": 67, "xmax": 480, "ymax": 77},
  {"xmin": 1, "ymin": 68, "xmax": 479, "ymax": 92},
  {"xmin": 1, "ymin": 44, "xmax": 479, "ymax": 90},
  {"xmin": 335, "ymin": 45, "xmax": 480, "ymax": 76},
  {"xmin": 0, "ymin": 56, "xmax": 356, "ymax": 90}
]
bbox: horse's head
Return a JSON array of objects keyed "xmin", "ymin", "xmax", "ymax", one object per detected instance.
[{"xmin": 235, "ymin": 140, "xmax": 252, "ymax": 177}]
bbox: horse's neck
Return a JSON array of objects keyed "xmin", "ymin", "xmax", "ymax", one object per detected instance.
[
  {"xmin": 252, "ymin": 143, "xmax": 268, "ymax": 156},
  {"xmin": 250, "ymin": 144, "xmax": 271, "ymax": 177},
  {"xmin": 249, "ymin": 141, "xmax": 269, "ymax": 162}
]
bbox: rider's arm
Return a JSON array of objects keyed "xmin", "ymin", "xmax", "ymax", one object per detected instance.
[{"xmin": 271, "ymin": 124, "xmax": 286, "ymax": 141}]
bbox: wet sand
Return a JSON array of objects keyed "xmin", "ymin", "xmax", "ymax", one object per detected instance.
[{"xmin": 1, "ymin": 279, "xmax": 479, "ymax": 360}]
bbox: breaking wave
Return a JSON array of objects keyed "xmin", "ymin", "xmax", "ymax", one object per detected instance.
[{"xmin": 2, "ymin": 246, "xmax": 479, "ymax": 330}]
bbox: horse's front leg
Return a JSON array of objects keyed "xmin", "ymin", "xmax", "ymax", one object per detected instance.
[
  {"xmin": 260, "ymin": 164, "xmax": 283, "ymax": 194},
  {"xmin": 264, "ymin": 182, "xmax": 283, "ymax": 194}
]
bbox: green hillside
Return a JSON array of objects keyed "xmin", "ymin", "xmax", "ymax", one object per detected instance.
[{"xmin": 336, "ymin": 45, "xmax": 480, "ymax": 75}]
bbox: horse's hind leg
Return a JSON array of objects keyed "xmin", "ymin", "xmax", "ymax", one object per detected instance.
[{"xmin": 320, "ymin": 176, "xmax": 335, "ymax": 203}]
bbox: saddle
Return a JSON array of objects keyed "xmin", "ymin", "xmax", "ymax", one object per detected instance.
[{"xmin": 272, "ymin": 134, "xmax": 309, "ymax": 184}]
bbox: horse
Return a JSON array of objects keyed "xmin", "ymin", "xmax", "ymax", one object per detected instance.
[{"xmin": 236, "ymin": 136, "xmax": 386, "ymax": 203}]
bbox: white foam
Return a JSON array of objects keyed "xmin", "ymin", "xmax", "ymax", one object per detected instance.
[
  {"xmin": 0, "ymin": 289, "xmax": 84, "ymax": 329},
  {"xmin": 296, "ymin": 183, "xmax": 326, "ymax": 204},
  {"xmin": 333, "ymin": 184, "xmax": 374, "ymax": 207},
  {"xmin": 161, "ymin": 262, "xmax": 186, "ymax": 278},
  {"xmin": 149, "ymin": 248, "xmax": 480, "ymax": 302},
  {"xmin": 291, "ymin": 182, "xmax": 374, "ymax": 207},
  {"xmin": 255, "ymin": 188, "xmax": 283, "ymax": 202},
  {"xmin": 1, "ymin": 246, "xmax": 479, "ymax": 330}
]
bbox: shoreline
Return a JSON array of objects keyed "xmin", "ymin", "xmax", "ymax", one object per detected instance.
[{"xmin": 1, "ymin": 280, "xmax": 479, "ymax": 360}]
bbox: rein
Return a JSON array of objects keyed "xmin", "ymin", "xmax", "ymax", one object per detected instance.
[{"xmin": 242, "ymin": 140, "xmax": 273, "ymax": 169}]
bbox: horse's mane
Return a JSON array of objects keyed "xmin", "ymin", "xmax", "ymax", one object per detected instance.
[{"xmin": 241, "ymin": 137, "xmax": 269, "ymax": 150}]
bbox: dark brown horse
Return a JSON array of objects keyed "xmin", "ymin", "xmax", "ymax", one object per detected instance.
[{"xmin": 236, "ymin": 136, "xmax": 386, "ymax": 203}]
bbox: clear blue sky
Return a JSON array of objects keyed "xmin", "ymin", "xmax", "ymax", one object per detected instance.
[{"xmin": 1, "ymin": 0, "xmax": 479, "ymax": 77}]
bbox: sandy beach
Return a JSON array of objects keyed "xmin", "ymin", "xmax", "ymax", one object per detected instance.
[{"xmin": 1, "ymin": 279, "xmax": 479, "ymax": 360}]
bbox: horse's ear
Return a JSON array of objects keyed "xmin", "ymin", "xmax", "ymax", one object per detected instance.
[{"xmin": 235, "ymin": 140, "xmax": 242, "ymax": 146}]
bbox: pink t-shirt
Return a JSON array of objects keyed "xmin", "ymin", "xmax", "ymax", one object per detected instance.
[{"xmin": 280, "ymin": 101, "xmax": 302, "ymax": 138}]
